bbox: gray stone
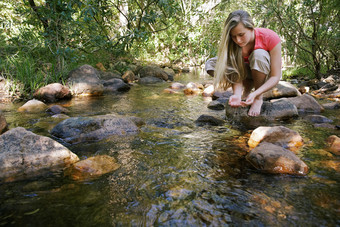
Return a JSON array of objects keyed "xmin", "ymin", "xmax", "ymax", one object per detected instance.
[
  {"xmin": 103, "ymin": 78, "xmax": 130, "ymax": 92},
  {"xmin": 0, "ymin": 127, "xmax": 79, "ymax": 182},
  {"xmin": 225, "ymin": 99, "xmax": 298, "ymax": 128},
  {"xmin": 286, "ymin": 94, "xmax": 324, "ymax": 113},
  {"xmin": 138, "ymin": 76, "xmax": 164, "ymax": 84},
  {"xmin": 51, "ymin": 114, "xmax": 139, "ymax": 144},
  {"xmin": 263, "ymin": 81, "xmax": 301, "ymax": 100}
]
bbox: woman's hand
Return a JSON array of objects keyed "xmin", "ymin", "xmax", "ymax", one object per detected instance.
[
  {"xmin": 241, "ymin": 92, "xmax": 256, "ymax": 106},
  {"xmin": 228, "ymin": 94, "xmax": 243, "ymax": 107}
]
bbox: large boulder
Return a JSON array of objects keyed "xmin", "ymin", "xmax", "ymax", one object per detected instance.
[
  {"xmin": 0, "ymin": 111, "xmax": 8, "ymax": 134},
  {"xmin": 225, "ymin": 99, "xmax": 298, "ymax": 128},
  {"xmin": 263, "ymin": 81, "xmax": 301, "ymax": 100},
  {"xmin": 18, "ymin": 99, "xmax": 48, "ymax": 113},
  {"xmin": 248, "ymin": 126, "xmax": 303, "ymax": 150},
  {"xmin": 65, "ymin": 155, "xmax": 120, "ymax": 181},
  {"xmin": 246, "ymin": 142, "xmax": 309, "ymax": 175},
  {"xmin": 286, "ymin": 94, "xmax": 324, "ymax": 113},
  {"xmin": 51, "ymin": 114, "xmax": 140, "ymax": 144},
  {"xmin": 33, "ymin": 83, "xmax": 72, "ymax": 103},
  {"xmin": 138, "ymin": 66, "xmax": 169, "ymax": 81},
  {"xmin": 0, "ymin": 127, "xmax": 79, "ymax": 182},
  {"xmin": 67, "ymin": 64, "xmax": 104, "ymax": 96}
]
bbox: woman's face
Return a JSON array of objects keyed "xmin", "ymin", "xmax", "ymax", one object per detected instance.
[{"xmin": 230, "ymin": 23, "xmax": 254, "ymax": 48}]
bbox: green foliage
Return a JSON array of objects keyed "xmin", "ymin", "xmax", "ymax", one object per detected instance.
[{"xmin": 0, "ymin": 0, "xmax": 338, "ymax": 99}]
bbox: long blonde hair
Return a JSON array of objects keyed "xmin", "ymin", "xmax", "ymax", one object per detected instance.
[{"xmin": 214, "ymin": 10, "xmax": 254, "ymax": 90}]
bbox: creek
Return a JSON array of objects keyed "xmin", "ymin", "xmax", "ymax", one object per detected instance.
[{"xmin": 0, "ymin": 70, "xmax": 339, "ymax": 226}]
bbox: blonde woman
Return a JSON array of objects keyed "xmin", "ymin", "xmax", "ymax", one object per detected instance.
[{"xmin": 205, "ymin": 10, "xmax": 282, "ymax": 116}]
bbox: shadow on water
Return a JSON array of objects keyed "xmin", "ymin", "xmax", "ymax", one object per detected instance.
[{"xmin": 0, "ymin": 70, "xmax": 339, "ymax": 226}]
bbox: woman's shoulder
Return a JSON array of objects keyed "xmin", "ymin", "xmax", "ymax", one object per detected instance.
[{"xmin": 255, "ymin": 28, "xmax": 279, "ymax": 37}]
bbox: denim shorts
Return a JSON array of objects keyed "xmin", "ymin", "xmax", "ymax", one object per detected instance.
[{"xmin": 205, "ymin": 49, "xmax": 271, "ymax": 79}]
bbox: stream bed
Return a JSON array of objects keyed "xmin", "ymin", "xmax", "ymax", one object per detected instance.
[{"xmin": 0, "ymin": 71, "xmax": 339, "ymax": 226}]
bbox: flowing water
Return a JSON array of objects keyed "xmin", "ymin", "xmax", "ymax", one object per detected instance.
[{"xmin": 0, "ymin": 70, "xmax": 339, "ymax": 226}]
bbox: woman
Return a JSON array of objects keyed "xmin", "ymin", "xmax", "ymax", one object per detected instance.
[{"xmin": 206, "ymin": 10, "xmax": 282, "ymax": 116}]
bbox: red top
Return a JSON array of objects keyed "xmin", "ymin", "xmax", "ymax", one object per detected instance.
[{"xmin": 244, "ymin": 28, "xmax": 281, "ymax": 63}]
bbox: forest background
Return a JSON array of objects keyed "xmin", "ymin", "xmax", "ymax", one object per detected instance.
[{"xmin": 0, "ymin": 0, "xmax": 339, "ymax": 98}]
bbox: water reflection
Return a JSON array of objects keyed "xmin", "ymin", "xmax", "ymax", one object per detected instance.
[{"xmin": 0, "ymin": 72, "xmax": 339, "ymax": 226}]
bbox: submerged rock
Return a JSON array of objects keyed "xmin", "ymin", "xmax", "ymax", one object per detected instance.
[
  {"xmin": 169, "ymin": 82, "xmax": 185, "ymax": 90},
  {"xmin": 18, "ymin": 99, "xmax": 48, "ymax": 113},
  {"xmin": 51, "ymin": 114, "xmax": 140, "ymax": 144},
  {"xmin": 67, "ymin": 64, "xmax": 104, "ymax": 96},
  {"xmin": 195, "ymin": 114, "xmax": 224, "ymax": 126},
  {"xmin": 65, "ymin": 155, "xmax": 120, "ymax": 181},
  {"xmin": 139, "ymin": 76, "xmax": 164, "ymax": 84},
  {"xmin": 46, "ymin": 105, "xmax": 69, "ymax": 115},
  {"xmin": 246, "ymin": 142, "xmax": 309, "ymax": 175},
  {"xmin": 304, "ymin": 114, "xmax": 333, "ymax": 124},
  {"xmin": 33, "ymin": 83, "xmax": 72, "ymax": 103},
  {"xmin": 0, "ymin": 127, "xmax": 79, "ymax": 182}
]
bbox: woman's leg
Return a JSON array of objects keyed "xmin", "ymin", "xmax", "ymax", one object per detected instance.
[
  {"xmin": 248, "ymin": 70, "xmax": 267, "ymax": 116},
  {"xmin": 248, "ymin": 49, "xmax": 271, "ymax": 116}
]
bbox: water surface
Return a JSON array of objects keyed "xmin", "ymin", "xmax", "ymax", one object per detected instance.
[{"xmin": 1, "ymin": 71, "xmax": 339, "ymax": 226}]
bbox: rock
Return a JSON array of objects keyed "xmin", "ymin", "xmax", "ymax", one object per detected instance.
[
  {"xmin": 212, "ymin": 89, "xmax": 233, "ymax": 100},
  {"xmin": 163, "ymin": 67, "xmax": 176, "ymax": 81},
  {"xmin": 263, "ymin": 81, "xmax": 301, "ymax": 100},
  {"xmin": 202, "ymin": 85, "xmax": 214, "ymax": 97},
  {"xmin": 46, "ymin": 105, "xmax": 69, "ymax": 115},
  {"xmin": 163, "ymin": 88, "xmax": 179, "ymax": 94},
  {"xmin": 33, "ymin": 83, "xmax": 72, "ymax": 103},
  {"xmin": 313, "ymin": 123, "xmax": 336, "ymax": 129},
  {"xmin": 183, "ymin": 88, "xmax": 201, "ymax": 95},
  {"xmin": 246, "ymin": 142, "xmax": 309, "ymax": 175},
  {"xmin": 326, "ymin": 135, "xmax": 340, "ymax": 155},
  {"xmin": 100, "ymin": 71, "xmax": 122, "ymax": 80},
  {"xmin": 248, "ymin": 126, "xmax": 304, "ymax": 150},
  {"xmin": 322, "ymin": 102, "xmax": 340, "ymax": 110},
  {"xmin": 0, "ymin": 127, "xmax": 79, "ymax": 182},
  {"xmin": 122, "ymin": 70, "xmax": 136, "ymax": 83},
  {"xmin": 18, "ymin": 99, "xmax": 48, "ymax": 113},
  {"xmin": 138, "ymin": 76, "xmax": 164, "ymax": 84},
  {"xmin": 51, "ymin": 114, "xmax": 70, "ymax": 119},
  {"xmin": 207, "ymin": 100, "xmax": 225, "ymax": 110},
  {"xmin": 138, "ymin": 66, "xmax": 169, "ymax": 81},
  {"xmin": 103, "ymin": 78, "xmax": 130, "ymax": 93},
  {"xmin": 195, "ymin": 114, "xmax": 224, "ymax": 126},
  {"xmin": 169, "ymin": 82, "xmax": 185, "ymax": 90},
  {"xmin": 67, "ymin": 64, "xmax": 104, "ymax": 96},
  {"xmin": 304, "ymin": 115, "xmax": 333, "ymax": 124},
  {"xmin": 286, "ymin": 94, "xmax": 324, "ymax": 113},
  {"xmin": 0, "ymin": 111, "xmax": 8, "ymax": 134},
  {"xmin": 65, "ymin": 155, "xmax": 120, "ymax": 181},
  {"xmin": 225, "ymin": 99, "xmax": 298, "ymax": 128},
  {"xmin": 186, "ymin": 82, "xmax": 203, "ymax": 90},
  {"xmin": 51, "ymin": 114, "xmax": 139, "ymax": 144}
]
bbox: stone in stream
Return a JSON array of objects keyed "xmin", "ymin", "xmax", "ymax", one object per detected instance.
[
  {"xmin": 51, "ymin": 114, "xmax": 141, "ymax": 144},
  {"xmin": 65, "ymin": 155, "xmax": 120, "ymax": 181},
  {"xmin": 0, "ymin": 127, "xmax": 79, "ymax": 182},
  {"xmin": 248, "ymin": 126, "xmax": 304, "ymax": 151},
  {"xmin": 246, "ymin": 142, "xmax": 309, "ymax": 175},
  {"xmin": 33, "ymin": 83, "xmax": 72, "ymax": 103},
  {"xmin": 18, "ymin": 99, "xmax": 48, "ymax": 113},
  {"xmin": 67, "ymin": 64, "xmax": 104, "ymax": 96},
  {"xmin": 225, "ymin": 99, "xmax": 298, "ymax": 128}
]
